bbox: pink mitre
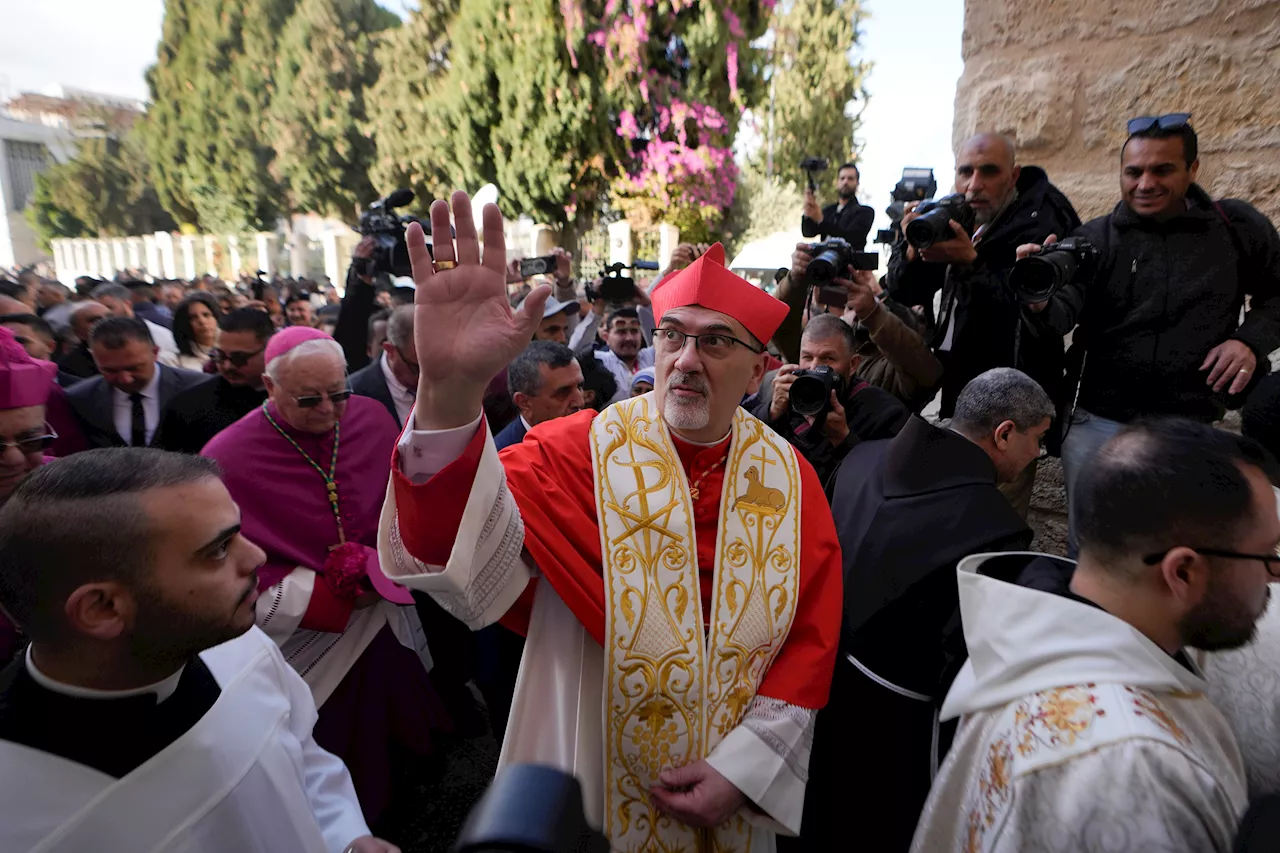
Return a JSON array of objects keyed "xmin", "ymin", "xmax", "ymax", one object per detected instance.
[
  {"xmin": 264, "ymin": 326, "xmax": 335, "ymax": 364},
  {"xmin": 0, "ymin": 327, "xmax": 56, "ymax": 410}
]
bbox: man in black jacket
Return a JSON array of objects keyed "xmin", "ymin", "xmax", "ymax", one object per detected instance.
[
  {"xmin": 154, "ymin": 308, "xmax": 274, "ymax": 454},
  {"xmin": 65, "ymin": 318, "xmax": 208, "ymax": 450},
  {"xmin": 1025, "ymin": 116, "xmax": 1280, "ymax": 552},
  {"xmin": 349, "ymin": 305, "xmax": 417, "ymax": 428},
  {"xmin": 750, "ymin": 314, "xmax": 908, "ymax": 489},
  {"xmin": 802, "ymin": 161, "xmax": 875, "ymax": 250},
  {"xmin": 791, "ymin": 368, "xmax": 1050, "ymax": 853},
  {"xmin": 888, "ymin": 133, "xmax": 1080, "ymax": 417}
]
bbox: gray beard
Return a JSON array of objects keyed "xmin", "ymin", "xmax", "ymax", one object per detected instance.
[{"xmin": 663, "ymin": 394, "xmax": 710, "ymax": 431}]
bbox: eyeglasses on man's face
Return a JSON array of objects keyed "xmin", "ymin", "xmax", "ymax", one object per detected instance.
[
  {"xmin": 210, "ymin": 347, "xmax": 265, "ymax": 368},
  {"xmin": 653, "ymin": 327, "xmax": 763, "ymax": 358},
  {"xmin": 287, "ymin": 389, "xmax": 353, "ymax": 409},
  {"xmin": 1143, "ymin": 546, "xmax": 1280, "ymax": 578},
  {"xmin": 0, "ymin": 425, "xmax": 59, "ymax": 455}
]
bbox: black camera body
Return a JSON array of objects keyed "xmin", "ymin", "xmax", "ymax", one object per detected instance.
[
  {"xmin": 904, "ymin": 193, "xmax": 977, "ymax": 250},
  {"xmin": 356, "ymin": 188, "xmax": 421, "ymax": 278},
  {"xmin": 807, "ymin": 238, "xmax": 880, "ymax": 306},
  {"xmin": 1007, "ymin": 237, "xmax": 1100, "ymax": 305},
  {"xmin": 800, "ymin": 156, "xmax": 829, "ymax": 192},
  {"xmin": 519, "ymin": 255, "xmax": 558, "ymax": 278},
  {"xmin": 790, "ymin": 365, "xmax": 845, "ymax": 419}
]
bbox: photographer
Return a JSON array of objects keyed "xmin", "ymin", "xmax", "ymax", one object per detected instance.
[
  {"xmin": 750, "ymin": 314, "xmax": 909, "ymax": 488},
  {"xmin": 886, "ymin": 132, "xmax": 1078, "ymax": 513},
  {"xmin": 802, "ymin": 162, "xmax": 875, "ymax": 250},
  {"xmin": 1021, "ymin": 116, "xmax": 1280, "ymax": 550}
]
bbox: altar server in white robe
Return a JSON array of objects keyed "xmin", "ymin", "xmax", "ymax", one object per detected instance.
[
  {"xmin": 0, "ymin": 448, "xmax": 397, "ymax": 853},
  {"xmin": 913, "ymin": 419, "xmax": 1280, "ymax": 853}
]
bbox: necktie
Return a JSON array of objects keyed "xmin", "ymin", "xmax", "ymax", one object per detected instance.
[{"xmin": 130, "ymin": 393, "xmax": 147, "ymax": 447}]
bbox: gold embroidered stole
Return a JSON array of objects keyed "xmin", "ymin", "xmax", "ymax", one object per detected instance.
[{"xmin": 590, "ymin": 393, "xmax": 801, "ymax": 853}]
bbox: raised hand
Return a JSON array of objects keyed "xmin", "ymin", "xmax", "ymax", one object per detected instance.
[{"xmin": 408, "ymin": 191, "xmax": 550, "ymax": 430}]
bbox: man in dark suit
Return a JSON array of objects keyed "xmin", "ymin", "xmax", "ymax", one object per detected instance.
[
  {"xmin": 154, "ymin": 308, "xmax": 274, "ymax": 454},
  {"xmin": 802, "ymin": 161, "xmax": 876, "ymax": 250},
  {"xmin": 348, "ymin": 305, "xmax": 416, "ymax": 428},
  {"xmin": 792, "ymin": 368, "xmax": 1052, "ymax": 853},
  {"xmin": 495, "ymin": 340, "xmax": 586, "ymax": 450},
  {"xmin": 64, "ymin": 317, "xmax": 207, "ymax": 450}
]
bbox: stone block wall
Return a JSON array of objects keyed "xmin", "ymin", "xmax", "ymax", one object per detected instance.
[{"xmin": 954, "ymin": 0, "xmax": 1280, "ymax": 224}]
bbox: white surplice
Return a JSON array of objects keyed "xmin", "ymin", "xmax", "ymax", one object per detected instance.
[
  {"xmin": 1200, "ymin": 594, "xmax": 1280, "ymax": 797},
  {"xmin": 0, "ymin": 627, "xmax": 370, "ymax": 853},
  {"xmin": 376, "ymin": 414, "xmax": 812, "ymax": 853},
  {"xmin": 254, "ymin": 569, "xmax": 431, "ymax": 706},
  {"xmin": 912, "ymin": 553, "xmax": 1248, "ymax": 853}
]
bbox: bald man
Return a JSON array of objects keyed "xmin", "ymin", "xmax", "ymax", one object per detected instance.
[
  {"xmin": 56, "ymin": 302, "xmax": 111, "ymax": 380},
  {"xmin": 885, "ymin": 133, "xmax": 1080, "ymax": 516}
]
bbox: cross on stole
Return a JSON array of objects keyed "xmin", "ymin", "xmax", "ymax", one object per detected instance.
[{"xmin": 751, "ymin": 447, "xmax": 777, "ymax": 482}]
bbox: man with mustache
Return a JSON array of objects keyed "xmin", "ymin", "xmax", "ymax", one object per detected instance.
[
  {"xmin": 1023, "ymin": 116, "xmax": 1280, "ymax": 555},
  {"xmin": 0, "ymin": 449, "xmax": 397, "ymax": 852},
  {"xmin": 887, "ymin": 133, "xmax": 1079, "ymax": 517},
  {"xmin": 378, "ymin": 192, "xmax": 842, "ymax": 852}
]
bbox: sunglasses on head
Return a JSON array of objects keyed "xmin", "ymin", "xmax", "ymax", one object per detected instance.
[
  {"xmin": 1126, "ymin": 113, "xmax": 1192, "ymax": 135},
  {"xmin": 210, "ymin": 347, "xmax": 265, "ymax": 368},
  {"xmin": 291, "ymin": 389, "xmax": 352, "ymax": 409}
]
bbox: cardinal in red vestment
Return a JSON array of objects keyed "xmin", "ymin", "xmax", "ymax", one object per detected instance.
[{"xmin": 377, "ymin": 193, "xmax": 842, "ymax": 853}]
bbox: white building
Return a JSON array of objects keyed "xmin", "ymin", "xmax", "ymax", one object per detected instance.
[{"xmin": 0, "ymin": 114, "xmax": 77, "ymax": 271}]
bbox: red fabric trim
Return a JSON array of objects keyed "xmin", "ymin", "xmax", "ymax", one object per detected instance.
[
  {"xmin": 301, "ymin": 575, "xmax": 356, "ymax": 633},
  {"xmin": 391, "ymin": 418, "xmax": 488, "ymax": 566}
]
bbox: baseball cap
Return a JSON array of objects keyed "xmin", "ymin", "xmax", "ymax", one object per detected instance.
[{"xmin": 520, "ymin": 294, "xmax": 581, "ymax": 319}]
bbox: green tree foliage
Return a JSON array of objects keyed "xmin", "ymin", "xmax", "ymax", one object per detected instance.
[
  {"xmin": 365, "ymin": 1, "xmax": 464, "ymax": 208},
  {"xmin": 142, "ymin": 0, "xmax": 299, "ymax": 233},
  {"xmin": 368, "ymin": 0, "xmax": 615, "ymax": 229},
  {"xmin": 760, "ymin": 0, "xmax": 870, "ymax": 178},
  {"xmin": 25, "ymin": 131, "xmax": 178, "ymax": 252},
  {"xmin": 720, "ymin": 165, "xmax": 807, "ymax": 257},
  {"xmin": 268, "ymin": 0, "xmax": 398, "ymax": 221}
]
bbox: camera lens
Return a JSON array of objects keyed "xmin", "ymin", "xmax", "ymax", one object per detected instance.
[
  {"xmin": 1009, "ymin": 252, "xmax": 1078, "ymax": 305},
  {"xmin": 807, "ymin": 248, "xmax": 845, "ymax": 282},
  {"xmin": 905, "ymin": 209, "xmax": 952, "ymax": 250},
  {"xmin": 790, "ymin": 374, "xmax": 829, "ymax": 417}
]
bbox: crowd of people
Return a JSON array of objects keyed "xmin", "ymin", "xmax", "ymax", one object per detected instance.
[{"xmin": 1, "ymin": 114, "xmax": 1280, "ymax": 853}]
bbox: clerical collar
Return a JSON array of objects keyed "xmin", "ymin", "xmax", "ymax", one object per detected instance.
[
  {"xmin": 671, "ymin": 430, "xmax": 731, "ymax": 448},
  {"xmin": 25, "ymin": 646, "xmax": 185, "ymax": 703}
]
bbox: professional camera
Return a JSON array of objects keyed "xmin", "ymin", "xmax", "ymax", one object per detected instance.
[
  {"xmin": 904, "ymin": 193, "xmax": 976, "ymax": 251},
  {"xmin": 592, "ymin": 260, "xmax": 660, "ymax": 304},
  {"xmin": 806, "ymin": 238, "xmax": 880, "ymax": 306},
  {"xmin": 1007, "ymin": 237, "xmax": 1100, "ymax": 305},
  {"xmin": 878, "ymin": 167, "xmax": 937, "ymax": 245},
  {"xmin": 790, "ymin": 365, "xmax": 845, "ymax": 419},
  {"xmin": 799, "ymin": 156, "xmax": 829, "ymax": 192},
  {"xmin": 356, "ymin": 188, "xmax": 422, "ymax": 278}
]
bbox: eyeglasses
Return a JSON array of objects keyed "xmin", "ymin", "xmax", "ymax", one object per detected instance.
[
  {"xmin": 210, "ymin": 347, "xmax": 265, "ymax": 368},
  {"xmin": 1142, "ymin": 546, "xmax": 1280, "ymax": 578},
  {"xmin": 1126, "ymin": 113, "xmax": 1192, "ymax": 135},
  {"xmin": 0, "ymin": 425, "xmax": 58, "ymax": 455},
  {"xmin": 393, "ymin": 345, "xmax": 420, "ymax": 378},
  {"xmin": 288, "ymin": 389, "xmax": 353, "ymax": 409},
  {"xmin": 653, "ymin": 328, "xmax": 764, "ymax": 357}
]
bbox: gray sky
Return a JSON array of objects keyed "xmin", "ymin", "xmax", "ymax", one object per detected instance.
[{"xmin": 0, "ymin": 0, "xmax": 962, "ymax": 230}]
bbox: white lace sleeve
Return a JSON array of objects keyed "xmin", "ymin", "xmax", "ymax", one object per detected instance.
[{"xmin": 705, "ymin": 696, "xmax": 817, "ymax": 836}]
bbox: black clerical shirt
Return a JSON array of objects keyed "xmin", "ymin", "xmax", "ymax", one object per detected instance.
[{"xmin": 0, "ymin": 654, "xmax": 221, "ymax": 778}]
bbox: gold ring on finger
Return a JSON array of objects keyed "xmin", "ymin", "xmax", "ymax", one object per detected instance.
[{"xmin": 434, "ymin": 260, "xmax": 457, "ymax": 271}]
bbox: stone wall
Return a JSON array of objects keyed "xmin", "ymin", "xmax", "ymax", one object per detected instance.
[{"xmin": 953, "ymin": 0, "xmax": 1280, "ymax": 224}]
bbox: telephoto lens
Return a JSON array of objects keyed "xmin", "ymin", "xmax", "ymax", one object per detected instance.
[
  {"xmin": 789, "ymin": 366, "xmax": 842, "ymax": 418},
  {"xmin": 904, "ymin": 194, "xmax": 976, "ymax": 251}
]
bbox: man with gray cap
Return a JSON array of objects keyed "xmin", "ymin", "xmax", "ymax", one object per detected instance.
[{"xmin": 521, "ymin": 293, "xmax": 581, "ymax": 346}]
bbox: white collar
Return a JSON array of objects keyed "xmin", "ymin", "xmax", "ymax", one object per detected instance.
[
  {"xmin": 520, "ymin": 415, "xmax": 534, "ymax": 433},
  {"xmin": 26, "ymin": 646, "xmax": 186, "ymax": 703},
  {"xmin": 380, "ymin": 351, "xmax": 412, "ymax": 397}
]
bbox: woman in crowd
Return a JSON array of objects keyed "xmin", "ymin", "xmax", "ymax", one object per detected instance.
[{"xmin": 172, "ymin": 291, "xmax": 222, "ymax": 371}]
